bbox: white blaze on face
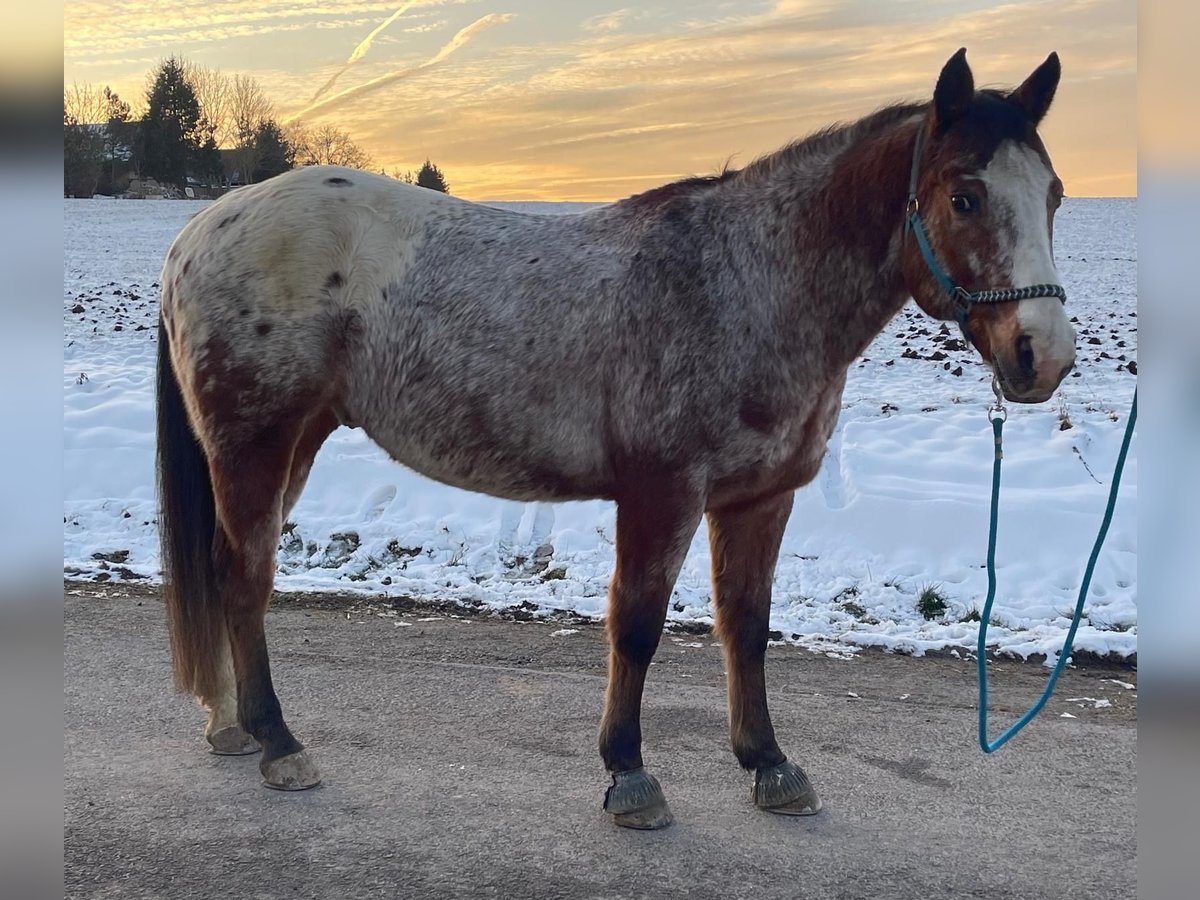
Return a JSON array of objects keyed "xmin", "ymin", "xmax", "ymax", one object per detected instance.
[{"xmin": 979, "ymin": 140, "xmax": 1076, "ymax": 378}]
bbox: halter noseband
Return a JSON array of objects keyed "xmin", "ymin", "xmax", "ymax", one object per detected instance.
[{"xmin": 902, "ymin": 125, "xmax": 1067, "ymax": 334}]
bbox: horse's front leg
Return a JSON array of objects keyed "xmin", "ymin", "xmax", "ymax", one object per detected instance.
[
  {"xmin": 599, "ymin": 479, "xmax": 703, "ymax": 829},
  {"xmin": 707, "ymin": 490, "xmax": 821, "ymax": 816}
]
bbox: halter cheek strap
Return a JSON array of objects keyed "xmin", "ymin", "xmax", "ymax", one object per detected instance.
[{"xmin": 903, "ymin": 125, "xmax": 1067, "ymax": 333}]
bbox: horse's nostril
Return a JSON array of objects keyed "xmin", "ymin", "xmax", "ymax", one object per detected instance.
[{"xmin": 1015, "ymin": 334, "xmax": 1035, "ymax": 377}]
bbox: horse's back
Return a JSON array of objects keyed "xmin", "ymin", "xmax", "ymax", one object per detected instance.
[
  {"xmin": 163, "ymin": 165, "xmax": 473, "ymax": 315},
  {"xmin": 162, "ymin": 169, "xmax": 473, "ymax": 375},
  {"xmin": 159, "ymin": 167, "xmax": 624, "ymax": 496}
]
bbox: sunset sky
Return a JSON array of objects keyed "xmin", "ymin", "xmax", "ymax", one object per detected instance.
[{"xmin": 63, "ymin": 0, "xmax": 1136, "ymax": 200}]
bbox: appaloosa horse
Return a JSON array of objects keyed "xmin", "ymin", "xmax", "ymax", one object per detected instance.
[{"xmin": 157, "ymin": 49, "xmax": 1075, "ymax": 828}]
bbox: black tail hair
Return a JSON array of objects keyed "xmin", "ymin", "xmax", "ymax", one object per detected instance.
[{"xmin": 156, "ymin": 317, "xmax": 222, "ymax": 698}]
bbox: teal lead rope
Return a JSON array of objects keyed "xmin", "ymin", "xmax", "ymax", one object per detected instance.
[{"xmin": 977, "ymin": 388, "xmax": 1137, "ymax": 752}]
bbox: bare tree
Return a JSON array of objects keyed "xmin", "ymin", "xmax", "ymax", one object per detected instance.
[
  {"xmin": 64, "ymin": 82, "xmax": 108, "ymax": 196},
  {"xmin": 229, "ymin": 74, "xmax": 273, "ymax": 143},
  {"xmin": 291, "ymin": 123, "xmax": 373, "ymax": 170},
  {"xmin": 281, "ymin": 120, "xmax": 311, "ymax": 162},
  {"xmin": 184, "ymin": 62, "xmax": 233, "ymax": 148},
  {"xmin": 64, "ymin": 81, "xmax": 107, "ymax": 127},
  {"xmin": 222, "ymin": 74, "xmax": 273, "ymax": 183}
]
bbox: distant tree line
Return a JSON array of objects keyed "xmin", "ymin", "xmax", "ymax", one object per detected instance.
[
  {"xmin": 391, "ymin": 160, "xmax": 450, "ymax": 194},
  {"xmin": 64, "ymin": 56, "xmax": 451, "ymax": 197}
]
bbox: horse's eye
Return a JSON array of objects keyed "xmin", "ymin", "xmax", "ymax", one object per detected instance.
[{"xmin": 950, "ymin": 192, "xmax": 979, "ymax": 214}]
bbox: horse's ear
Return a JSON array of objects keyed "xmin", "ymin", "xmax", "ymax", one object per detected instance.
[
  {"xmin": 1009, "ymin": 52, "xmax": 1061, "ymax": 125},
  {"xmin": 933, "ymin": 48, "xmax": 974, "ymax": 130}
]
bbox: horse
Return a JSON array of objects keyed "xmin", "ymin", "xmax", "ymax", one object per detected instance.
[{"xmin": 156, "ymin": 48, "xmax": 1075, "ymax": 829}]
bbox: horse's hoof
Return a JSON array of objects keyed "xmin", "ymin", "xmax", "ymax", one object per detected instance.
[
  {"xmin": 261, "ymin": 749, "xmax": 321, "ymax": 791},
  {"xmin": 604, "ymin": 767, "xmax": 673, "ymax": 830},
  {"xmin": 206, "ymin": 724, "xmax": 260, "ymax": 756},
  {"xmin": 753, "ymin": 759, "xmax": 822, "ymax": 816}
]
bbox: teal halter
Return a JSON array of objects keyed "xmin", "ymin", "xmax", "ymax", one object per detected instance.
[{"xmin": 902, "ymin": 126, "xmax": 1067, "ymax": 331}]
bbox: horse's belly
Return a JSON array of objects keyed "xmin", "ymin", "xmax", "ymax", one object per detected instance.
[{"xmin": 359, "ymin": 411, "xmax": 613, "ymax": 504}]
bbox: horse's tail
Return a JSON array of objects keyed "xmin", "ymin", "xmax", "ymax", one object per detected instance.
[{"xmin": 156, "ymin": 316, "xmax": 223, "ymax": 699}]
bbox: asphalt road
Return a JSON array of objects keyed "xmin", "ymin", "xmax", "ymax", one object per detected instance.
[{"xmin": 65, "ymin": 582, "xmax": 1136, "ymax": 900}]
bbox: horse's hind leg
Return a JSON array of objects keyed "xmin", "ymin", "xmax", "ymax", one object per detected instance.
[
  {"xmin": 707, "ymin": 490, "xmax": 821, "ymax": 816},
  {"xmin": 209, "ymin": 416, "xmax": 332, "ymax": 790},
  {"xmin": 200, "ymin": 635, "xmax": 259, "ymax": 755},
  {"xmin": 599, "ymin": 480, "xmax": 703, "ymax": 829},
  {"xmin": 201, "ymin": 406, "xmax": 328, "ymax": 757},
  {"xmin": 198, "ymin": 413, "xmax": 336, "ymax": 758}
]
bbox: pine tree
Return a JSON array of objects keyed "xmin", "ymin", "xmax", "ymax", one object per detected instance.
[
  {"xmin": 194, "ymin": 131, "xmax": 223, "ymax": 187},
  {"xmin": 251, "ymin": 119, "xmax": 294, "ymax": 182},
  {"xmin": 101, "ymin": 87, "xmax": 133, "ymax": 192},
  {"xmin": 138, "ymin": 57, "xmax": 203, "ymax": 189},
  {"xmin": 415, "ymin": 159, "xmax": 449, "ymax": 193}
]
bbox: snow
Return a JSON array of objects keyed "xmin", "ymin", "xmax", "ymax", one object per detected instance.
[{"xmin": 63, "ymin": 196, "xmax": 1137, "ymax": 661}]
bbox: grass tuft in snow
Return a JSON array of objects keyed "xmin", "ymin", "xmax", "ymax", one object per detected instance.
[
  {"xmin": 917, "ymin": 583, "xmax": 949, "ymax": 620},
  {"xmin": 1057, "ymin": 399, "xmax": 1073, "ymax": 431},
  {"xmin": 841, "ymin": 599, "xmax": 869, "ymax": 619}
]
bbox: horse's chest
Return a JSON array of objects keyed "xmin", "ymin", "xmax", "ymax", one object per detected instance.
[
  {"xmin": 711, "ymin": 383, "xmax": 843, "ymax": 506},
  {"xmin": 757, "ymin": 421, "xmax": 832, "ymax": 489}
]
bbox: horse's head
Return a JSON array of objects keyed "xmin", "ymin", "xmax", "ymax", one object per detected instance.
[{"xmin": 902, "ymin": 49, "xmax": 1076, "ymax": 404}]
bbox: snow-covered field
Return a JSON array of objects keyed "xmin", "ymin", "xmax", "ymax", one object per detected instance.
[{"xmin": 63, "ymin": 195, "xmax": 1137, "ymax": 660}]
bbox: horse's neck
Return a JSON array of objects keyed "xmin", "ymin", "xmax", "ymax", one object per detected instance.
[{"xmin": 717, "ymin": 116, "xmax": 921, "ymax": 372}]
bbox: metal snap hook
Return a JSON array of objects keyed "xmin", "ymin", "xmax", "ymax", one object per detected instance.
[{"xmin": 988, "ymin": 374, "xmax": 1008, "ymax": 422}]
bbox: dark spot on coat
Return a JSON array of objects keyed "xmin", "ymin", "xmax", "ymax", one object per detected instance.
[
  {"xmin": 256, "ymin": 323, "xmax": 272, "ymax": 336},
  {"xmin": 239, "ymin": 309, "xmax": 250, "ymax": 317},
  {"xmin": 528, "ymin": 257, "xmax": 539, "ymax": 264},
  {"xmin": 325, "ymin": 272, "xmax": 344, "ymax": 289},
  {"xmin": 739, "ymin": 395, "xmax": 776, "ymax": 433},
  {"xmin": 217, "ymin": 213, "xmax": 241, "ymax": 229},
  {"xmin": 182, "ymin": 259, "xmax": 191, "ymax": 275},
  {"xmin": 325, "ymin": 177, "xmax": 352, "ymax": 186}
]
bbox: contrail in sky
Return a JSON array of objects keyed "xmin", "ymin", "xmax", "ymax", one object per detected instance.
[
  {"xmin": 423, "ymin": 12, "xmax": 508, "ymax": 67},
  {"xmin": 311, "ymin": 1, "xmax": 422, "ymax": 103},
  {"xmin": 288, "ymin": 14, "xmax": 515, "ymax": 123}
]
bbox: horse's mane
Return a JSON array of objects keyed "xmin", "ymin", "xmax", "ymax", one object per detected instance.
[
  {"xmin": 742, "ymin": 90, "xmax": 1025, "ymax": 181},
  {"xmin": 740, "ymin": 102, "xmax": 926, "ymax": 180},
  {"xmin": 614, "ymin": 167, "xmax": 739, "ymax": 210},
  {"xmin": 617, "ymin": 102, "xmax": 927, "ymax": 209}
]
